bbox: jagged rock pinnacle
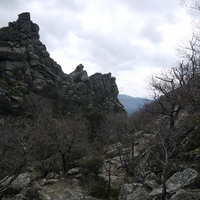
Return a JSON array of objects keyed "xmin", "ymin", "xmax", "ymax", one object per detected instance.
[
  {"xmin": 0, "ymin": 13, "xmax": 125, "ymax": 115},
  {"xmin": 18, "ymin": 12, "xmax": 31, "ymax": 21},
  {"xmin": 75, "ymin": 64, "xmax": 84, "ymax": 72}
]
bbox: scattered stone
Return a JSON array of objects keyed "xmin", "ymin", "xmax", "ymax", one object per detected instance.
[
  {"xmin": 30, "ymin": 168, "xmax": 44, "ymax": 179},
  {"xmin": 170, "ymin": 189, "xmax": 200, "ymax": 200},
  {"xmin": 126, "ymin": 187, "xmax": 149, "ymax": 200},
  {"xmin": 67, "ymin": 167, "xmax": 81, "ymax": 175},
  {"xmin": 106, "ymin": 143, "xmax": 122, "ymax": 158},
  {"xmin": 118, "ymin": 184, "xmax": 134, "ymax": 200},
  {"xmin": 20, "ymin": 186, "xmax": 38, "ymax": 199},
  {"xmin": 44, "ymin": 187, "xmax": 54, "ymax": 193},
  {"xmin": 31, "ymin": 181, "xmax": 42, "ymax": 190},
  {"xmin": 46, "ymin": 172, "xmax": 60, "ymax": 179},
  {"xmin": 38, "ymin": 179, "xmax": 47, "ymax": 186},
  {"xmin": 46, "ymin": 179, "xmax": 59, "ymax": 185},
  {"xmin": 38, "ymin": 191, "xmax": 51, "ymax": 200},
  {"xmin": 59, "ymin": 188, "xmax": 78, "ymax": 200},
  {"xmin": 149, "ymin": 187, "xmax": 164, "ymax": 197},
  {"xmin": 26, "ymin": 166, "xmax": 34, "ymax": 172},
  {"xmin": 144, "ymin": 173, "xmax": 161, "ymax": 189},
  {"xmin": 15, "ymin": 193, "xmax": 28, "ymax": 200},
  {"xmin": 75, "ymin": 174, "xmax": 82, "ymax": 179}
]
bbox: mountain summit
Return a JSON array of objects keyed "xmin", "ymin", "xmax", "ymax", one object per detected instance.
[{"xmin": 0, "ymin": 12, "xmax": 125, "ymax": 115}]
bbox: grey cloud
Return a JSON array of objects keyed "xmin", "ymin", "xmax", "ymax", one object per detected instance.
[
  {"xmin": 74, "ymin": 29, "xmax": 171, "ymax": 76},
  {"xmin": 122, "ymin": 0, "xmax": 181, "ymax": 14},
  {"xmin": 0, "ymin": 0, "xmax": 22, "ymax": 10},
  {"xmin": 139, "ymin": 19, "xmax": 163, "ymax": 43},
  {"xmin": 187, "ymin": 8, "xmax": 199, "ymax": 19},
  {"xmin": 53, "ymin": 0, "xmax": 86, "ymax": 12},
  {"xmin": 25, "ymin": 0, "xmax": 85, "ymax": 12},
  {"xmin": 38, "ymin": 17, "xmax": 81, "ymax": 51},
  {"xmin": 76, "ymin": 31, "xmax": 141, "ymax": 70},
  {"xmin": 164, "ymin": 12, "xmax": 179, "ymax": 24}
]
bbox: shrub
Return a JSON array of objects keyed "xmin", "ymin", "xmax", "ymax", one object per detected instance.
[
  {"xmin": 91, "ymin": 178, "xmax": 109, "ymax": 198},
  {"xmin": 90, "ymin": 178, "xmax": 120, "ymax": 200},
  {"xmin": 81, "ymin": 156, "xmax": 104, "ymax": 178}
]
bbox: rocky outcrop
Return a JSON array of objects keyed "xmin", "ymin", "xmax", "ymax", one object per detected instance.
[
  {"xmin": 166, "ymin": 168, "xmax": 199, "ymax": 192},
  {"xmin": 0, "ymin": 12, "xmax": 125, "ymax": 115},
  {"xmin": 2, "ymin": 173, "xmax": 32, "ymax": 193},
  {"xmin": 118, "ymin": 168, "xmax": 200, "ymax": 200},
  {"xmin": 65, "ymin": 64, "xmax": 124, "ymax": 113}
]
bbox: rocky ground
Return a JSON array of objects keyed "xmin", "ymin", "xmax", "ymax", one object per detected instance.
[
  {"xmin": 2, "ymin": 172, "xmax": 85, "ymax": 200},
  {"xmin": 2, "ymin": 137, "xmax": 200, "ymax": 200}
]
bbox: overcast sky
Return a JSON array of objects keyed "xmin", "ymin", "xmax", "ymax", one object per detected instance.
[{"xmin": 0, "ymin": 0, "xmax": 198, "ymax": 98}]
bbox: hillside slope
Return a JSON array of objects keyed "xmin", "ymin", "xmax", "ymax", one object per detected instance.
[{"xmin": 118, "ymin": 94, "xmax": 149, "ymax": 114}]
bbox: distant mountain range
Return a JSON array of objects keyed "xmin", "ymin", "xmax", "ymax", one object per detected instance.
[{"xmin": 118, "ymin": 94, "xmax": 149, "ymax": 115}]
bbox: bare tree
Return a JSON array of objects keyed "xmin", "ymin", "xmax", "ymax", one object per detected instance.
[
  {"xmin": 147, "ymin": 67, "xmax": 187, "ymax": 129},
  {"xmin": 103, "ymin": 161, "xmax": 112, "ymax": 198},
  {"xmin": 140, "ymin": 119, "xmax": 186, "ymax": 200},
  {"xmin": 146, "ymin": 0, "xmax": 200, "ymax": 127},
  {"xmin": 47, "ymin": 115, "xmax": 89, "ymax": 173},
  {"xmin": 31, "ymin": 112, "xmax": 55, "ymax": 174},
  {"xmin": 177, "ymin": 31, "xmax": 200, "ymax": 108},
  {"xmin": 95, "ymin": 113, "xmax": 128, "ymax": 147},
  {"xmin": 0, "ymin": 117, "xmax": 36, "ymax": 198},
  {"xmin": 150, "ymin": 128, "xmax": 177, "ymax": 199}
]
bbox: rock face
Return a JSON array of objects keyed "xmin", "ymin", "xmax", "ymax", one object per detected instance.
[{"xmin": 0, "ymin": 12, "xmax": 125, "ymax": 115}]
